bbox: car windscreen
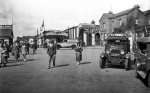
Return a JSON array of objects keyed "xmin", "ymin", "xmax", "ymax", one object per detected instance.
[{"xmin": 107, "ymin": 39, "xmax": 128, "ymax": 45}]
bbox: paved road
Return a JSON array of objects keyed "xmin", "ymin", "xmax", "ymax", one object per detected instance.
[{"xmin": 0, "ymin": 47, "xmax": 150, "ymax": 93}]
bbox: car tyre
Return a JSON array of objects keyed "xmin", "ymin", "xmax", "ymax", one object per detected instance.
[
  {"xmin": 146, "ymin": 72, "xmax": 150, "ymax": 88},
  {"xmin": 99, "ymin": 58, "xmax": 106, "ymax": 69},
  {"xmin": 125, "ymin": 58, "xmax": 131, "ymax": 70}
]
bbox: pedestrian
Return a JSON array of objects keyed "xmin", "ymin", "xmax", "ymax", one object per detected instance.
[
  {"xmin": 53, "ymin": 39, "xmax": 57, "ymax": 66},
  {"xmin": 21, "ymin": 43, "xmax": 27, "ymax": 61},
  {"xmin": 13, "ymin": 41, "xmax": 20, "ymax": 62},
  {"xmin": 47, "ymin": 40, "xmax": 57, "ymax": 69},
  {"xmin": 32, "ymin": 42, "xmax": 37, "ymax": 55},
  {"xmin": 26, "ymin": 42, "xmax": 30, "ymax": 55},
  {"xmin": 4, "ymin": 41, "xmax": 9, "ymax": 58},
  {"xmin": 75, "ymin": 42, "xmax": 83, "ymax": 65},
  {"xmin": 0, "ymin": 43, "xmax": 7, "ymax": 67}
]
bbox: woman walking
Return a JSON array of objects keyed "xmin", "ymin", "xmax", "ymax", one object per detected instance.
[
  {"xmin": 0, "ymin": 43, "xmax": 8, "ymax": 67},
  {"xmin": 75, "ymin": 42, "xmax": 83, "ymax": 65},
  {"xmin": 21, "ymin": 43, "xmax": 27, "ymax": 61},
  {"xmin": 13, "ymin": 41, "xmax": 20, "ymax": 62}
]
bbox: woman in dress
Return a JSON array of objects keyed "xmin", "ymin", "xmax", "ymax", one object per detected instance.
[
  {"xmin": 13, "ymin": 41, "xmax": 20, "ymax": 62},
  {"xmin": 75, "ymin": 42, "xmax": 83, "ymax": 65},
  {"xmin": 0, "ymin": 43, "xmax": 7, "ymax": 67},
  {"xmin": 21, "ymin": 43, "xmax": 27, "ymax": 61}
]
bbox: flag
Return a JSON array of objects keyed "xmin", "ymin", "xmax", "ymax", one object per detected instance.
[
  {"xmin": 42, "ymin": 20, "xmax": 44, "ymax": 27},
  {"xmin": 37, "ymin": 29, "xmax": 38, "ymax": 35}
]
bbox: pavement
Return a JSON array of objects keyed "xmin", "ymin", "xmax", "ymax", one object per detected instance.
[{"xmin": 0, "ymin": 48, "xmax": 150, "ymax": 93}]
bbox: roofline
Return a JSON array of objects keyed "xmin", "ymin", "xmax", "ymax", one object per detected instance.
[{"xmin": 109, "ymin": 6, "xmax": 140, "ymax": 19}]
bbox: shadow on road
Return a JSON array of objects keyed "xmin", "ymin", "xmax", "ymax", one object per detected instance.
[
  {"xmin": 26, "ymin": 59, "xmax": 40, "ymax": 62},
  {"xmin": 3, "ymin": 63, "xmax": 23, "ymax": 68},
  {"xmin": 52, "ymin": 64, "xmax": 70, "ymax": 68},
  {"xmin": 107, "ymin": 64, "xmax": 125, "ymax": 69},
  {"xmin": 79, "ymin": 62, "xmax": 91, "ymax": 65}
]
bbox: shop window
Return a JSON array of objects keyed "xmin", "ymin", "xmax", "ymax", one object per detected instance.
[
  {"xmin": 135, "ymin": 19, "xmax": 138, "ymax": 25},
  {"xmin": 112, "ymin": 21, "xmax": 115, "ymax": 27},
  {"xmin": 138, "ymin": 42, "xmax": 147, "ymax": 54},
  {"xmin": 119, "ymin": 19, "xmax": 122, "ymax": 25},
  {"xmin": 103, "ymin": 23, "xmax": 105, "ymax": 28}
]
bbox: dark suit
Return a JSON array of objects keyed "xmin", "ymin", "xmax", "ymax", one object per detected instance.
[{"xmin": 47, "ymin": 44, "xmax": 57, "ymax": 67}]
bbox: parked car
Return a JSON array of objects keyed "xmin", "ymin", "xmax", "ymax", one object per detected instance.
[
  {"xmin": 99, "ymin": 33, "xmax": 131, "ymax": 70},
  {"xmin": 133, "ymin": 37, "xmax": 150, "ymax": 88},
  {"xmin": 56, "ymin": 39, "xmax": 78, "ymax": 49}
]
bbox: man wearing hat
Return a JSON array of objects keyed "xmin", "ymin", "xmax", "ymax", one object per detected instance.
[{"xmin": 47, "ymin": 40, "xmax": 57, "ymax": 69}]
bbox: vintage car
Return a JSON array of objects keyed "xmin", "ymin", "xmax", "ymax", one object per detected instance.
[
  {"xmin": 56, "ymin": 39, "xmax": 78, "ymax": 49},
  {"xmin": 133, "ymin": 37, "xmax": 150, "ymax": 88},
  {"xmin": 99, "ymin": 33, "xmax": 131, "ymax": 70}
]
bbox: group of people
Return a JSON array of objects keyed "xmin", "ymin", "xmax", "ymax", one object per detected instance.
[
  {"xmin": 0, "ymin": 41, "xmax": 37, "ymax": 68},
  {"xmin": 46, "ymin": 39, "xmax": 83, "ymax": 69}
]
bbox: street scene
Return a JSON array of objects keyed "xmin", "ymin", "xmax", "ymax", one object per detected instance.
[
  {"xmin": 0, "ymin": 47, "xmax": 149, "ymax": 93},
  {"xmin": 0, "ymin": 0, "xmax": 150, "ymax": 93}
]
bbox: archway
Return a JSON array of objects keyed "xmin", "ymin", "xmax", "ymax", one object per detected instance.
[
  {"xmin": 87, "ymin": 33, "xmax": 92, "ymax": 46},
  {"xmin": 79, "ymin": 28, "xmax": 84, "ymax": 46},
  {"xmin": 95, "ymin": 33, "xmax": 100, "ymax": 45}
]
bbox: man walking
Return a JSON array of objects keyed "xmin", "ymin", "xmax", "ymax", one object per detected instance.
[{"xmin": 47, "ymin": 40, "xmax": 57, "ymax": 69}]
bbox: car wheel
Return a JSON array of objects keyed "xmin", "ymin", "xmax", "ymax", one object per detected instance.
[
  {"xmin": 125, "ymin": 58, "xmax": 131, "ymax": 70},
  {"xmin": 99, "ymin": 58, "xmax": 106, "ymax": 69},
  {"xmin": 148, "ymin": 73, "xmax": 150, "ymax": 88}
]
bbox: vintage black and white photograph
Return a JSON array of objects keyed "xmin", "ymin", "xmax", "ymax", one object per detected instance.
[{"xmin": 0, "ymin": 0, "xmax": 150, "ymax": 93}]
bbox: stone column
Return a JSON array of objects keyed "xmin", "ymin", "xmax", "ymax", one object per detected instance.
[
  {"xmin": 92, "ymin": 33, "xmax": 95, "ymax": 45},
  {"xmin": 84, "ymin": 32, "xmax": 87, "ymax": 46}
]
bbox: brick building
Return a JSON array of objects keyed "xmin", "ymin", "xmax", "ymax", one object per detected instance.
[{"xmin": 99, "ymin": 5, "xmax": 148, "ymax": 46}]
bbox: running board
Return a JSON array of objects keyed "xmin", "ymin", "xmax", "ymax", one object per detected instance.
[{"xmin": 137, "ymin": 71, "xmax": 146, "ymax": 79}]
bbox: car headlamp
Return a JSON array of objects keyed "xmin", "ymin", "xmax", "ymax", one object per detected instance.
[{"xmin": 120, "ymin": 50, "xmax": 125, "ymax": 54}]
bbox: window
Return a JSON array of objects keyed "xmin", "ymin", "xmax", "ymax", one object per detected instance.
[
  {"xmin": 119, "ymin": 19, "xmax": 122, "ymax": 25},
  {"xmin": 112, "ymin": 21, "xmax": 115, "ymax": 26},
  {"xmin": 135, "ymin": 19, "xmax": 138, "ymax": 24},
  {"xmin": 149, "ymin": 20, "xmax": 150, "ymax": 25},
  {"xmin": 103, "ymin": 23, "xmax": 105, "ymax": 28}
]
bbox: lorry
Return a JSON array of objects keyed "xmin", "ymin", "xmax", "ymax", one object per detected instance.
[{"xmin": 99, "ymin": 32, "xmax": 132, "ymax": 70}]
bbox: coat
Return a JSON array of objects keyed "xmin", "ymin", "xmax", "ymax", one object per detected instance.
[
  {"xmin": 0, "ymin": 47, "xmax": 7, "ymax": 64},
  {"xmin": 21, "ymin": 45, "xmax": 27, "ymax": 55},
  {"xmin": 13, "ymin": 45, "xmax": 20, "ymax": 59},
  {"xmin": 47, "ymin": 44, "xmax": 56, "ymax": 57},
  {"xmin": 75, "ymin": 46, "xmax": 83, "ymax": 61}
]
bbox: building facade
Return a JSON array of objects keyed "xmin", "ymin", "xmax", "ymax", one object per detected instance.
[
  {"xmin": 64, "ymin": 21, "xmax": 100, "ymax": 46},
  {"xmin": 99, "ymin": 5, "xmax": 148, "ymax": 46},
  {"xmin": 0, "ymin": 25, "xmax": 14, "ymax": 45}
]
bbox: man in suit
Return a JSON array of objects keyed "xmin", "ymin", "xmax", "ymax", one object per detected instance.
[{"xmin": 47, "ymin": 40, "xmax": 57, "ymax": 69}]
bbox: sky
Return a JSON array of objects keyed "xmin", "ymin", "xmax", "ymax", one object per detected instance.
[{"xmin": 0, "ymin": 0, "xmax": 150, "ymax": 39}]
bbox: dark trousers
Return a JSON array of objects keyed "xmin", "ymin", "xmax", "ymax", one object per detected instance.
[
  {"xmin": 27, "ymin": 48, "xmax": 29, "ymax": 54},
  {"xmin": 48, "ymin": 55, "xmax": 56, "ymax": 67},
  {"xmin": 33, "ymin": 48, "xmax": 36, "ymax": 54}
]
